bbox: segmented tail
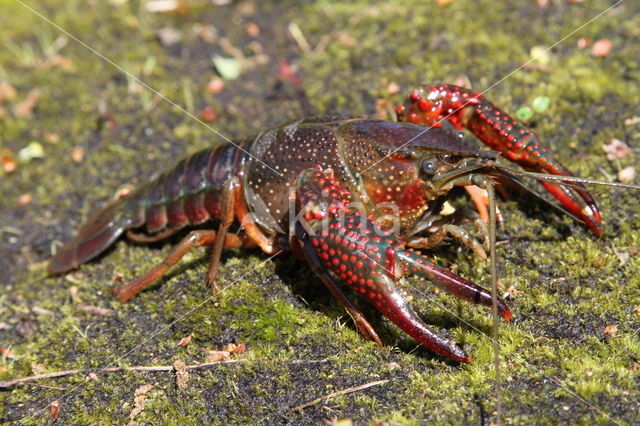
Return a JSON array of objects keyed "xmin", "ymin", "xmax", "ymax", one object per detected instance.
[
  {"xmin": 48, "ymin": 196, "xmax": 142, "ymax": 273},
  {"xmin": 49, "ymin": 143, "xmax": 244, "ymax": 274}
]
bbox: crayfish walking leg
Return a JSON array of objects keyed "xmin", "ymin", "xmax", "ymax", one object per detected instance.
[{"xmin": 113, "ymin": 177, "xmax": 248, "ymax": 302}]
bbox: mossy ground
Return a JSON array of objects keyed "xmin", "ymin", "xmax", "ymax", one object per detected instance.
[{"xmin": 1, "ymin": 0, "xmax": 639, "ymax": 424}]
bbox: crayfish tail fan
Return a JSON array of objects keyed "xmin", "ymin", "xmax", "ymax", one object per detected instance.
[{"xmin": 48, "ymin": 197, "xmax": 140, "ymax": 273}]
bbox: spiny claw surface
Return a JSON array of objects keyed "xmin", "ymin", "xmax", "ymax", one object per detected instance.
[
  {"xmin": 397, "ymin": 84, "xmax": 602, "ymax": 234},
  {"xmin": 294, "ymin": 167, "xmax": 511, "ymax": 362}
]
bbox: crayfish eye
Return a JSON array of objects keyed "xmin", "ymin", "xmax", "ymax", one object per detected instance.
[{"xmin": 420, "ymin": 160, "xmax": 438, "ymax": 178}]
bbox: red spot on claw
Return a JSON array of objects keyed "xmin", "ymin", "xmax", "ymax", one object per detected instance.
[{"xmin": 417, "ymin": 99, "xmax": 430, "ymax": 111}]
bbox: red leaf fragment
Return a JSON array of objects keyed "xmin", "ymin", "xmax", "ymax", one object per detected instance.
[
  {"xmin": 200, "ymin": 105, "xmax": 217, "ymax": 122},
  {"xmin": 591, "ymin": 39, "xmax": 613, "ymax": 57},
  {"xmin": 50, "ymin": 400, "xmax": 61, "ymax": 420}
]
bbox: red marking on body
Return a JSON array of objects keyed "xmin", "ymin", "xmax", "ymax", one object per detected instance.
[{"xmin": 399, "ymin": 180, "xmax": 426, "ymax": 216}]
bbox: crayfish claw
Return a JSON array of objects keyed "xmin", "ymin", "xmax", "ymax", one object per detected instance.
[
  {"xmin": 397, "ymin": 84, "xmax": 603, "ymax": 234},
  {"xmin": 293, "ymin": 167, "xmax": 510, "ymax": 362},
  {"xmin": 397, "ymin": 249, "xmax": 511, "ymax": 322}
]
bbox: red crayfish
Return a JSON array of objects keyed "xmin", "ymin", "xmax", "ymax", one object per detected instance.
[{"xmin": 49, "ymin": 84, "xmax": 628, "ymax": 362}]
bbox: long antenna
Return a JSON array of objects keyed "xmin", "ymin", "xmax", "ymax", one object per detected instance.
[
  {"xmin": 487, "ymin": 182, "xmax": 502, "ymax": 424},
  {"xmin": 493, "ymin": 165, "xmax": 640, "ymax": 190}
]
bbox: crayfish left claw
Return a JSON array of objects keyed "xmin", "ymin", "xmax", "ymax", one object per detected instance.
[{"xmin": 293, "ymin": 167, "xmax": 511, "ymax": 362}]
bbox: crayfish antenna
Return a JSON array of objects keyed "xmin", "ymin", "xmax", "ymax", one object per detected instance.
[{"xmin": 487, "ymin": 181, "xmax": 503, "ymax": 424}]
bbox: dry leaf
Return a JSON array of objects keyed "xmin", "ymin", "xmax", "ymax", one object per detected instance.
[
  {"xmin": 624, "ymin": 116, "xmax": 640, "ymax": 126},
  {"xmin": 76, "ymin": 304, "xmax": 116, "ymax": 316},
  {"xmin": 387, "ymin": 362, "xmax": 401, "ymax": 371},
  {"xmin": 42, "ymin": 55, "xmax": 73, "ymax": 70},
  {"xmin": 176, "ymin": 335, "xmax": 192, "ymax": 347},
  {"xmin": 454, "ymin": 75, "xmax": 472, "ymax": 89},
  {"xmin": 602, "ymin": 138, "xmax": 632, "ymax": 161},
  {"xmin": 386, "ymin": 81, "xmax": 400, "ymax": 95},
  {"xmin": 128, "ymin": 384, "xmax": 153, "ymax": 424},
  {"xmin": 44, "ymin": 132, "xmax": 60, "ymax": 143},
  {"xmin": 173, "ymin": 360, "xmax": 189, "ymax": 389},
  {"xmin": 0, "ymin": 347, "xmax": 16, "ymax": 359},
  {"xmin": 604, "ymin": 324, "xmax": 618, "ymax": 336},
  {"xmin": 32, "ymin": 306, "xmax": 55, "ymax": 316},
  {"xmin": 0, "ymin": 81, "xmax": 17, "ymax": 103},
  {"xmin": 156, "ymin": 27, "xmax": 182, "ymax": 46},
  {"xmin": 618, "ymin": 166, "xmax": 635, "ymax": 183},
  {"xmin": 15, "ymin": 89, "xmax": 42, "ymax": 118},
  {"xmin": 245, "ymin": 22, "xmax": 260, "ymax": 37},
  {"xmin": 1, "ymin": 149, "xmax": 17, "ymax": 173},
  {"xmin": 222, "ymin": 343, "xmax": 237, "ymax": 353},
  {"xmin": 576, "ymin": 37, "xmax": 591, "ymax": 50},
  {"xmin": 199, "ymin": 105, "xmax": 217, "ymax": 122},
  {"xmin": 145, "ymin": 0, "xmax": 179, "ymax": 13},
  {"xmin": 206, "ymin": 77, "xmax": 224, "ymax": 94},
  {"xmin": 69, "ymin": 286, "xmax": 82, "ymax": 304},
  {"xmin": 231, "ymin": 343, "xmax": 246, "ymax": 355},
  {"xmin": 50, "ymin": 400, "xmax": 61, "ymax": 420},
  {"xmin": 18, "ymin": 193, "xmax": 32, "ymax": 205},
  {"xmin": 204, "ymin": 349, "xmax": 230, "ymax": 362},
  {"xmin": 592, "ymin": 39, "xmax": 613, "ymax": 57},
  {"xmin": 71, "ymin": 146, "xmax": 85, "ymax": 163}
]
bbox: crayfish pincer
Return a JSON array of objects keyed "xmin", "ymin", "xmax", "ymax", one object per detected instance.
[{"xmin": 50, "ymin": 84, "xmax": 632, "ymax": 361}]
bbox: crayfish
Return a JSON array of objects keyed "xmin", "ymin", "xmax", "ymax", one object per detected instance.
[{"xmin": 49, "ymin": 84, "xmax": 634, "ymax": 362}]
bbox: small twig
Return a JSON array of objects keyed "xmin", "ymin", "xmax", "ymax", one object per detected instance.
[
  {"xmin": 0, "ymin": 359, "xmax": 247, "ymax": 390},
  {"xmin": 18, "ymin": 383, "xmax": 68, "ymax": 390},
  {"xmin": 286, "ymin": 379, "xmax": 390, "ymax": 414}
]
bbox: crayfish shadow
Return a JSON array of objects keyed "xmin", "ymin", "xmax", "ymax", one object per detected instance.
[
  {"xmin": 274, "ymin": 257, "xmax": 491, "ymax": 363},
  {"xmin": 499, "ymin": 186, "xmax": 577, "ymax": 239}
]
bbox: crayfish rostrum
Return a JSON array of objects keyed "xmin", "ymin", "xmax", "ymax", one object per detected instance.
[{"xmin": 50, "ymin": 84, "xmax": 629, "ymax": 362}]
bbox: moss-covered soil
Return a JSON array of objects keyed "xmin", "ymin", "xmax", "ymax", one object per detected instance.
[{"xmin": 1, "ymin": 0, "xmax": 640, "ymax": 424}]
